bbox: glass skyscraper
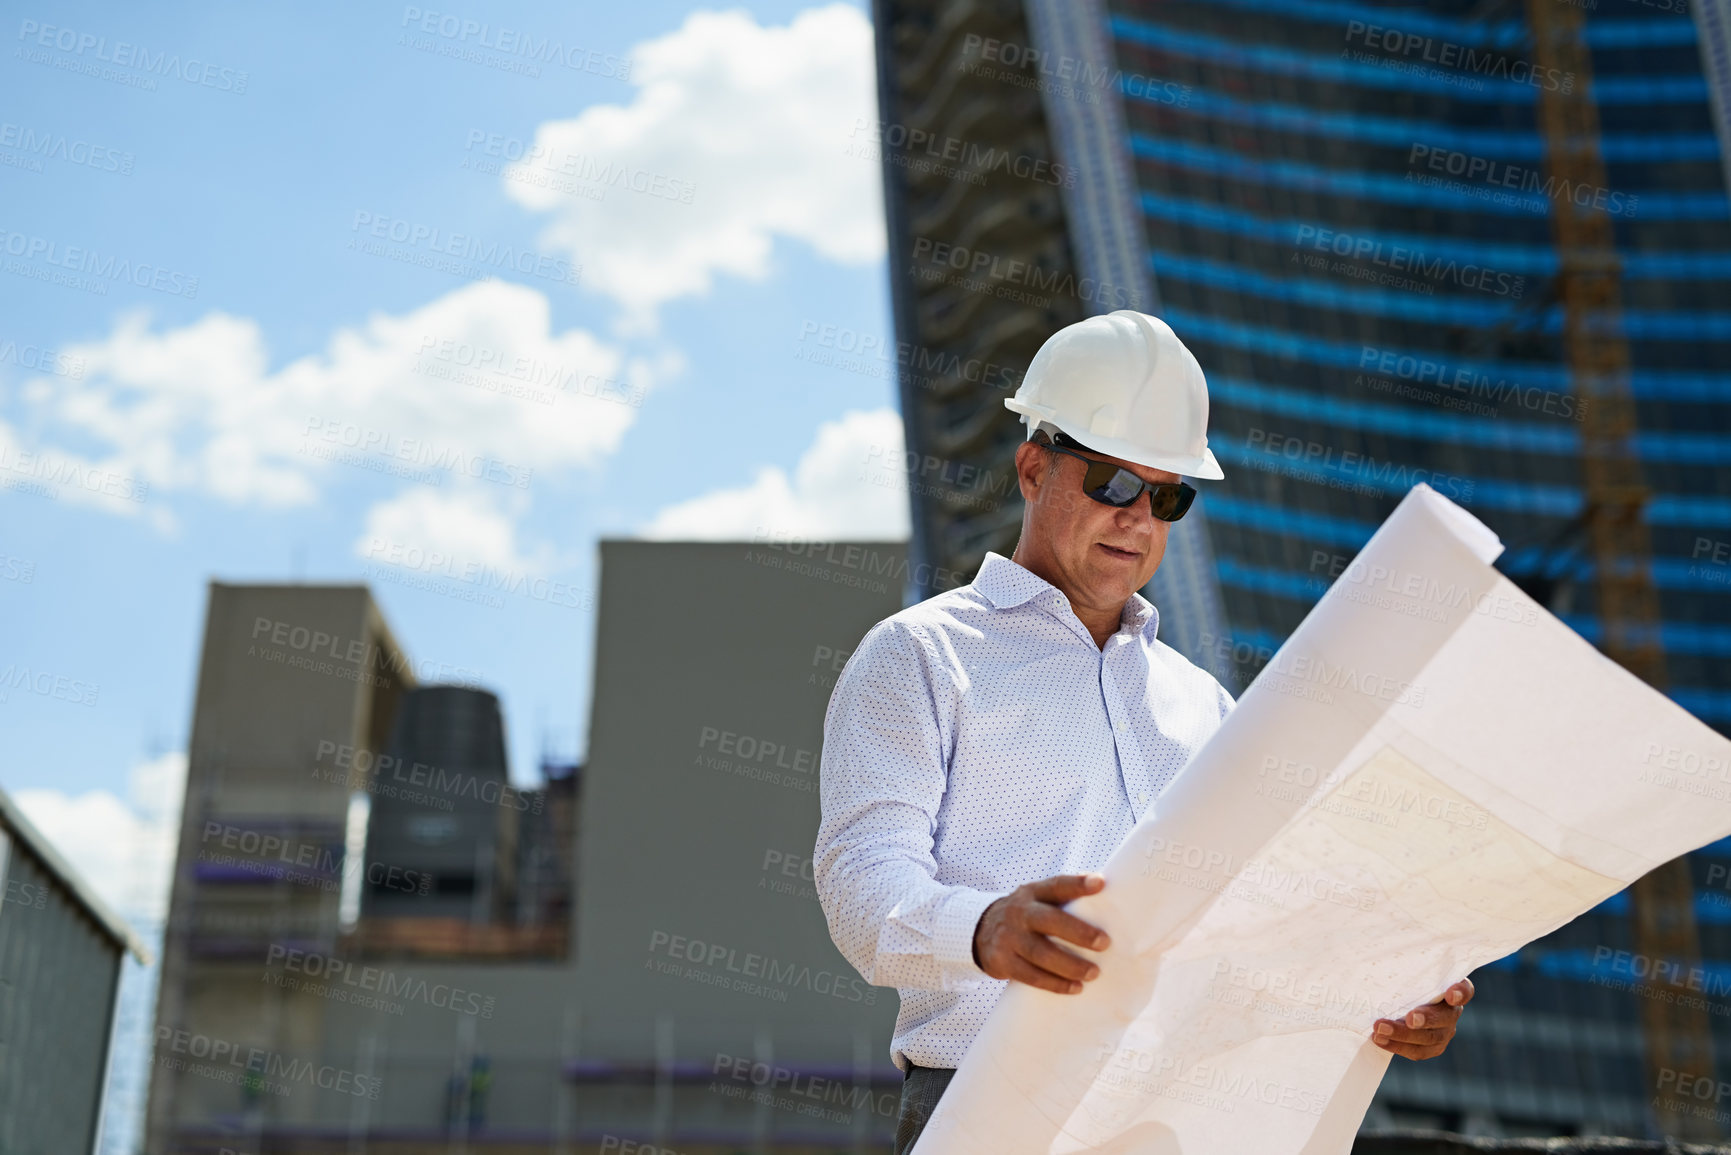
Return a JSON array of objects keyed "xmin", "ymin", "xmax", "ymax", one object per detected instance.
[{"xmin": 1107, "ymin": 0, "xmax": 1729, "ymax": 732}]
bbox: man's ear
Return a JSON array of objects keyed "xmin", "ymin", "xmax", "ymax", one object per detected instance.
[{"xmin": 1014, "ymin": 440, "xmax": 1046, "ymax": 505}]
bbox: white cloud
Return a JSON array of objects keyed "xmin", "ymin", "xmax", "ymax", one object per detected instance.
[
  {"xmin": 641, "ymin": 407, "xmax": 909, "ymax": 540},
  {"xmin": 4, "ymin": 279, "xmax": 654, "ymax": 518},
  {"xmin": 505, "ymin": 4, "xmax": 885, "ymax": 324},
  {"xmin": 354, "ymin": 485, "xmax": 548, "ymax": 575},
  {"xmin": 13, "ymin": 750, "xmax": 186, "ymax": 927}
]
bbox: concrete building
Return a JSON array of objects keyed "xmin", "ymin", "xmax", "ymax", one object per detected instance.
[
  {"xmin": 143, "ymin": 544, "xmax": 908, "ymax": 1153},
  {"xmin": 564, "ymin": 539, "xmax": 907, "ymax": 1152},
  {"xmin": 144, "ymin": 583, "xmax": 416, "ymax": 1153},
  {"xmin": 0, "ymin": 784, "xmax": 150, "ymax": 1154}
]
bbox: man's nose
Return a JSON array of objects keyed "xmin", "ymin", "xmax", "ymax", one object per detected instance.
[{"xmin": 1114, "ymin": 497, "xmax": 1155, "ymax": 529}]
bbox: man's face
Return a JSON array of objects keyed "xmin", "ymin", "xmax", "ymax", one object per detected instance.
[{"xmin": 1014, "ymin": 438, "xmax": 1179, "ymax": 612}]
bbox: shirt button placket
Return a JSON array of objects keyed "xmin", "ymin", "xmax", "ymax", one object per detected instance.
[{"xmin": 1101, "ymin": 657, "xmax": 1137, "ymax": 809}]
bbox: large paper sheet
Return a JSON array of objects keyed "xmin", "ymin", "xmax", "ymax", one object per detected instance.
[{"xmin": 913, "ymin": 484, "xmax": 1731, "ymax": 1155}]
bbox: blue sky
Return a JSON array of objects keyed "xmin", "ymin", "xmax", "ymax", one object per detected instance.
[{"xmin": 0, "ymin": 0, "xmax": 905, "ymax": 922}]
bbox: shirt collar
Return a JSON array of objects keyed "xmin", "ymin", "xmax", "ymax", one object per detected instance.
[
  {"xmin": 974, "ymin": 552, "xmax": 1163, "ymax": 640},
  {"xmin": 973, "ymin": 551, "xmax": 1054, "ymax": 610},
  {"xmin": 1125, "ymin": 589, "xmax": 1161, "ymax": 641}
]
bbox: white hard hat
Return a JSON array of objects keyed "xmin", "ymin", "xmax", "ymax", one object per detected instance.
[{"xmin": 1004, "ymin": 310, "xmax": 1224, "ymax": 480}]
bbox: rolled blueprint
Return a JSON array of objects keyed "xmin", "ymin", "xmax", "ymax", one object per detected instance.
[{"xmin": 912, "ymin": 483, "xmax": 1731, "ymax": 1155}]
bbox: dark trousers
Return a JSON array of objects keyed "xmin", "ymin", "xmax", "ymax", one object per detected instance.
[{"xmin": 894, "ymin": 1062, "xmax": 957, "ymax": 1155}]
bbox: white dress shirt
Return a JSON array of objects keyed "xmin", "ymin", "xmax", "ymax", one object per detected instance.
[{"xmin": 815, "ymin": 550, "xmax": 1234, "ymax": 1072}]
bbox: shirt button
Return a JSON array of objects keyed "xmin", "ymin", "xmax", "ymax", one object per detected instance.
[{"xmin": 1137, "ymin": 792, "xmax": 1149, "ymax": 807}]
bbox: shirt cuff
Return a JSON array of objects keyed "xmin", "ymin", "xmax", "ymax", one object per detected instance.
[{"xmin": 932, "ymin": 887, "xmax": 1007, "ymax": 978}]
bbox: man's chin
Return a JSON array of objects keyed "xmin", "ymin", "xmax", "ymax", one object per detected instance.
[{"xmin": 1082, "ymin": 552, "xmax": 1146, "ymax": 599}]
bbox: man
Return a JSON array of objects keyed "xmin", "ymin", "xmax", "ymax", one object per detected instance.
[{"xmin": 813, "ymin": 311, "xmax": 1472, "ymax": 1154}]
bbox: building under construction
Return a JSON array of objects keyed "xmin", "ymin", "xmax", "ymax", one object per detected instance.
[
  {"xmin": 872, "ymin": 0, "xmax": 1731, "ymax": 1139},
  {"xmin": 142, "ymin": 551, "xmax": 908, "ymax": 1153}
]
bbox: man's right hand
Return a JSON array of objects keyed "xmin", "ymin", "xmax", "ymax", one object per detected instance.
[{"xmin": 971, "ymin": 873, "xmax": 1110, "ymax": 993}]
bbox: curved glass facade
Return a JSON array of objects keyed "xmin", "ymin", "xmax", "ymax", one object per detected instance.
[
  {"xmin": 1104, "ymin": 0, "xmax": 1731, "ymax": 1136},
  {"xmin": 1110, "ymin": 0, "xmax": 1730, "ymax": 718}
]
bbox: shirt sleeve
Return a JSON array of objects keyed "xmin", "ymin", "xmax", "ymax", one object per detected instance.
[{"xmin": 814, "ymin": 618, "xmax": 1011, "ymax": 993}]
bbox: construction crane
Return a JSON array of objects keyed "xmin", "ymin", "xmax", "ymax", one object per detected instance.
[{"xmin": 1522, "ymin": 0, "xmax": 1717, "ymax": 1140}]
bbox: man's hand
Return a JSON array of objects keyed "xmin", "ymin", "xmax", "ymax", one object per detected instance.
[
  {"xmin": 1372, "ymin": 978, "xmax": 1474, "ymax": 1060},
  {"xmin": 972, "ymin": 873, "xmax": 1110, "ymax": 993}
]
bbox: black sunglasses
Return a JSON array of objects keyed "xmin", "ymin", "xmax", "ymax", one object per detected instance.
[{"xmin": 1037, "ymin": 438, "xmax": 1197, "ymax": 522}]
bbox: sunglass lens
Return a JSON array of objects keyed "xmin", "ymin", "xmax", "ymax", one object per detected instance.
[
  {"xmin": 1085, "ymin": 462, "xmax": 1145, "ymax": 506},
  {"xmin": 1149, "ymin": 484, "xmax": 1196, "ymax": 522}
]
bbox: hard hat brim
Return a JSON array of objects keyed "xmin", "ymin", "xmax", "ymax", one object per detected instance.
[{"xmin": 1005, "ymin": 400, "xmax": 1225, "ymax": 481}]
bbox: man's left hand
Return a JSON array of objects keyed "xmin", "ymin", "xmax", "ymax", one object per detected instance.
[{"xmin": 1372, "ymin": 978, "xmax": 1474, "ymax": 1060}]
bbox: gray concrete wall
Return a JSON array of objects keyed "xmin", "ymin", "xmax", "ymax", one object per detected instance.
[{"xmin": 574, "ymin": 539, "xmax": 907, "ymax": 1064}]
